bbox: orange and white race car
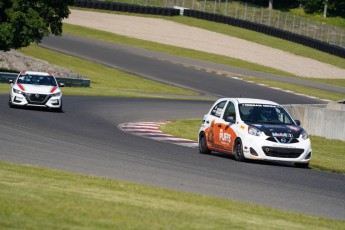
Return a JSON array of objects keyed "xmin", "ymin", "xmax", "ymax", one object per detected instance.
[{"xmin": 198, "ymin": 98, "xmax": 311, "ymax": 168}]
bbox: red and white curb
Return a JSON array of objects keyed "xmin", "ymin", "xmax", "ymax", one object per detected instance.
[{"xmin": 118, "ymin": 122, "xmax": 198, "ymax": 148}]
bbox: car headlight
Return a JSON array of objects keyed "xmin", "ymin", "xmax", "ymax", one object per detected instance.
[
  {"xmin": 13, "ymin": 88, "xmax": 23, "ymax": 94},
  {"xmin": 301, "ymin": 130, "xmax": 309, "ymax": 140},
  {"xmin": 51, "ymin": 92, "xmax": 61, "ymax": 97},
  {"xmin": 248, "ymin": 126, "xmax": 262, "ymax": 136}
]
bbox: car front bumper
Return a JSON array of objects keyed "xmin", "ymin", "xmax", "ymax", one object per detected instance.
[
  {"xmin": 11, "ymin": 92, "xmax": 62, "ymax": 108},
  {"xmin": 242, "ymin": 135, "xmax": 311, "ymax": 163}
]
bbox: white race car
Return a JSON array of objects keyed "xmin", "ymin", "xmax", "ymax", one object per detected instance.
[
  {"xmin": 9, "ymin": 71, "xmax": 64, "ymax": 112},
  {"xmin": 198, "ymin": 98, "xmax": 311, "ymax": 168}
]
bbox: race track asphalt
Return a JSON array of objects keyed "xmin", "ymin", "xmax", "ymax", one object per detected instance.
[
  {"xmin": 0, "ymin": 34, "xmax": 344, "ymax": 220},
  {"xmin": 40, "ymin": 34, "xmax": 328, "ymax": 103}
]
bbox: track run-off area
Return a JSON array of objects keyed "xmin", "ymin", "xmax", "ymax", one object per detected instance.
[{"xmin": 1, "ymin": 11, "xmax": 345, "ymax": 221}]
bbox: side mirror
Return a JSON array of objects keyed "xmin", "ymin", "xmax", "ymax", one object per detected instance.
[
  {"xmin": 224, "ymin": 116, "xmax": 236, "ymax": 123},
  {"xmin": 59, "ymin": 83, "xmax": 65, "ymax": 87},
  {"xmin": 295, "ymin": 120, "xmax": 301, "ymax": 126},
  {"xmin": 9, "ymin": 79, "xmax": 13, "ymax": 84}
]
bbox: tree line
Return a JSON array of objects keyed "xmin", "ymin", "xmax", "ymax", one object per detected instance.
[{"xmin": 243, "ymin": 0, "xmax": 345, "ymax": 17}]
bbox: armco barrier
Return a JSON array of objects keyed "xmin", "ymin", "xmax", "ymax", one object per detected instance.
[
  {"xmin": 0, "ymin": 72, "xmax": 90, "ymax": 87},
  {"xmin": 183, "ymin": 10, "xmax": 345, "ymax": 59},
  {"xmin": 74, "ymin": 0, "xmax": 180, "ymax": 16},
  {"xmin": 284, "ymin": 103, "xmax": 345, "ymax": 141}
]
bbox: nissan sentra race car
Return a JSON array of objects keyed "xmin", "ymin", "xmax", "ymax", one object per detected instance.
[
  {"xmin": 198, "ymin": 98, "xmax": 311, "ymax": 168},
  {"xmin": 9, "ymin": 71, "xmax": 64, "ymax": 112}
]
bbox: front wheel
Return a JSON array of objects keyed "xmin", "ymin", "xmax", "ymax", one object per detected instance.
[
  {"xmin": 233, "ymin": 139, "xmax": 245, "ymax": 162},
  {"xmin": 8, "ymin": 97, "xmax": 13, "ymax": 108},
  {"xmin": 55, "ymin": 101, "xmax": 63, "ymax": 113},
  {"xmin": 199, "ymin": 133, "xmax": 211, "ymax": 154}
]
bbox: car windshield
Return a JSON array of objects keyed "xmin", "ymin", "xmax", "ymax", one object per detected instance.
[
  {"xmin": 17, "ymin": 74, "xmax": 57, "ymax": 86},
  {"xmin": 239, "ymin": 103, "xmax": 294, "ymax": 125}
]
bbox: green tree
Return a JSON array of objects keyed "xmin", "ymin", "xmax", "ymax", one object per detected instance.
[
  {"xmin": 243, "ymin": 0, "xmax": 300, "ymax": 10},
  {"xmin": 300, "ymin": 0, "xmax": 345, "ymax": 17},
  {"xmin": 0, "ymin": 0, "xmax": 74, "ymax": 51}
]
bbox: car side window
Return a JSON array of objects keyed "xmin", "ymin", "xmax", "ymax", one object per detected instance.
[
  {"xmin": 210, "ymin": 101, "xmax": 227, "ymax": 118},
  {"xmin": 223, "ymin": 101, "xmax": 236, "ymax": 120}
]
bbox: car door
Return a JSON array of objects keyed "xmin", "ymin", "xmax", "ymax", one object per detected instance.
[
  {"xmin": 205, "ymin": 100, "xmax": 227, "ymax": 151},
  {"xmin": 206, "ymin": 100, "xmax": 237, "ymax": 154},
  {"xmin": 213, "ymin": 100, "xmax": 238, "ymax": 154}
]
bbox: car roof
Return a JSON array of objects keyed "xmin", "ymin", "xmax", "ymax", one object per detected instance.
[
  {"xmin": 20, "ymin": 71, "xmax": 53, "ymax": 76},
  {"xmin": 222, "ymin": 98, "xmax": 279, "ymax": 105}
]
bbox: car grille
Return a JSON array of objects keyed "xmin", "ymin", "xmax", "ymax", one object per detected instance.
[
  {"xmin": 24, "ymin": 93, "xmax": 50, "ymax": 105},
  {"xmin": 266, "ymin": 137, "xmax": 299, "ymax": 144},
  {"xmin": 262, "ymin": 146, "xmax": 304, "ymax": 158}
]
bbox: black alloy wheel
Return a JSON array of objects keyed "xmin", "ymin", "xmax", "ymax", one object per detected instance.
[
  {"xmin": 234, "ymin": 139, "xmax": 245, "ymax": 162},
  {"xmin": 199, "ymin": 133, "xmax": 211, "ymax": 154}
]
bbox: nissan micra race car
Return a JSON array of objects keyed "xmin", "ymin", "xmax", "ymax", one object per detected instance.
[
  {"xmin": 198, "ymin": 98, "xmax": 311, "ymax": 168},
  {"xmin": 9, "ymin": 71, "xmax": 64, "ymax": 112}
]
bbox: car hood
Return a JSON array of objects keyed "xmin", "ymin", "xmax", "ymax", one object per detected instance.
[
  {"xmin": 16, "ymin": 84, "xmax": 60, "ymax": 94},
  {"xmin": 246, "ymin": 122, "xmax": 303, "ymax": 138}
]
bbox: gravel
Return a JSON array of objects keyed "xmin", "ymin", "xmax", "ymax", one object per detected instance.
[{"xmin": 0, "ymin": 50, "xmax": 82, "ymax": 78}]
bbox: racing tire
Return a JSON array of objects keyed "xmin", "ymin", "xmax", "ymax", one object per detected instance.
[
  {"xmin": 56, "ymin": 101, "xmax": 63, "ymax": 113},
  {"xmin": 8, "ymin": 97, "xmax": 13, "ymax": 108},
  {"xmin": 294, "ymin": 162, "xmax": 309, "ymax": 168},
  {"xmin": 199, "ymin": 133, "xmax": 211, "ymax": 154},
  {"xmin": 56, "ymin": 106, "xmax": 63, "ymax": 113},
  {"xmin": 233, "ymin": 139, "xmax": 245, "ymax": 162}
]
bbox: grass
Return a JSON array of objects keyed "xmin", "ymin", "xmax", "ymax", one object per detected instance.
[
  {"xmin": 61, "ymin": 22, "xmax": 345, "ymax": 101},
  {"xmin": 160, "ymin": 118, "xmax": 345, "ymax": 174},
  {"xmin": 1, "ymin": 45, "xmax": 198, "ymax": 99},
  {"xmin": 310, "ymin": 136, "xmax": 345, "ymax": 174},
  {"xmin": 62, "ymin": 23, "xmax": 298, "ymax": 78},
  {"xmin": 289, "ymin": 8, "xmax": 345, "ymax": 28},
  {"xmin": 64, "ymin": 12, "xmax": 345, "ymax": 72},
  {"xmin": 166, "ymin": 16, "xmax": 345, "ymax": 70},
  {"xmin": 1, "ymin": 161, "xmax": 344, "ymax": 229},
  {"xmin": 241, "ymin": 76, "xmax": 345, "ymax": 101},
  {"xmin": 0, "ymin": 9, "xmax": 344, "ymax": 228},
  {"xmin": 79, "ymin": 0, "xmax": 345, "ymax": 46}
]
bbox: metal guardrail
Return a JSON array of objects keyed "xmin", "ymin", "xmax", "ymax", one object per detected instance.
[{"xmin": 0, "ymin": 72, "xmax": 90, "ymax": 87}]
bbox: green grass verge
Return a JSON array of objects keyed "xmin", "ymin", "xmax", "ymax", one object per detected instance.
[
  {"xmin": 1, "ymin": 161, "xmax": 344, "ymax": 229},
  {"xmin": 160, "ymin": 119, "xmax": 345, "ymax": 174},
  {"xmin": 68, "ymin": 8, "xmax": 345, "ymax": 72},
  {"xmin": 167, "ymin": 16, "xmax": 345, "ymax": 71},
  {"xmin": 240, "ymin": 76, "xmax": 345, "ymax": 101},
  {"xmin": 62, "ymin": 23, "xmax": 297, "ymax": 78},
  {"xmin": 62, "ymin": 15, "xmax": 345, "ymax": 100},
  {"xmin": 0, "ymin": 45, "xmax": 198, "ymax": 98}
]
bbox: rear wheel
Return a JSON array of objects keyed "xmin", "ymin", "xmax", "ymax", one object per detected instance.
[
  {"xmin": 199, "ymin": 133, "xmax": 210, "ymax": 154},
  {"xmin": 233, "ymin": 139, "xmax": 245, "ymax": 162}
]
